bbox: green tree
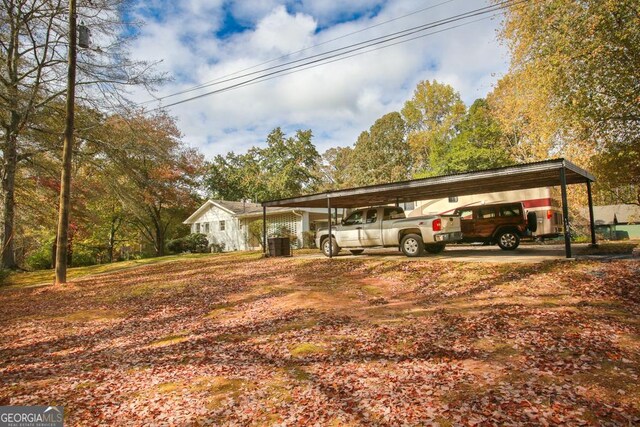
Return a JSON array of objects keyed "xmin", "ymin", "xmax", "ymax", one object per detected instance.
[
  {"xmin": 350, "ymin": 112, "xmax": 410, "ymax": 185},
  {"xmin": 205, "ymin": 128, "xmax": 320, "ymax": 202},
  {"xmin": 440, "ymin": 99, "xmax": 513, "ymax": 174},
  {"xmin": 206, "ymin": 152, "xmax": 254, "ymax": 201},
  {"xmin": 401, "ymin": 80, "xmax": 466, "ymax": 175},
  {"xmin": 317, "ymin": 146, "xmax": 355, "ymax": 190},
  {"xmin": 261, "ymin": 128, "xmax": 320, "ymax": 200}
]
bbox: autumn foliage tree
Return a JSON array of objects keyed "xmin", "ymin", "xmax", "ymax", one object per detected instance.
[
  {"xmin": 0, "ymin": 0, "xmax": 164, "ymax": 269},
  {"xmin": 494, "ymin": 0, "xmax": 640, "ymax": 204},
  {"xmin": 97, "ymin": 112, "xmax": 204, "ymax": 257}
]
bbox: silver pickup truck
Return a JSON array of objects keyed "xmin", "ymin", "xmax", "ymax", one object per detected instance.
[{"xmin": 315, "ymin": 206, "xmax": 462, "ymax": 257}]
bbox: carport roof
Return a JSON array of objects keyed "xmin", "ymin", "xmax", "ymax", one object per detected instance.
[{"xmin": 262, "ymin": 158, "xmax": 595, "ymax": 209}]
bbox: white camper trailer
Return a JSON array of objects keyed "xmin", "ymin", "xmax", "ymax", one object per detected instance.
[{"xmin": 411, "ymin": 187, "xmax": 563, "ymax": 239}]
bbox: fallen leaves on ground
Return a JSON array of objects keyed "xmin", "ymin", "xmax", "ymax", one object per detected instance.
[{"xmin": 1, "ymin": 252, "xmax": 639, "ymax": 426}]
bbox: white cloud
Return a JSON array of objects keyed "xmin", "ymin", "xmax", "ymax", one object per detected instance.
[
  {"xmin": 248, "ymin": 6, "xmax": 317, "ymax": 55},
  {"xmin": 129, "ymin": 0, "xmax": 509, "ymax": 158}
]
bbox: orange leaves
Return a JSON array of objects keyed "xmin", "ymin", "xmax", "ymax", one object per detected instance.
[{"xmin": 0, "ymin": 255, "xmax": 639, "ymax": 425}]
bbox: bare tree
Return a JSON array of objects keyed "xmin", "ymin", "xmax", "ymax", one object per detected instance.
[{"xmin": 0, "ymin": 0, "xmax": 165, "ymax": 269}]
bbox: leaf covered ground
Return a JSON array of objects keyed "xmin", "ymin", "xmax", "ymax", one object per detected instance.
[{"xmin": 1, "ymin": 252, "xmax": 639, "ymax": 426}]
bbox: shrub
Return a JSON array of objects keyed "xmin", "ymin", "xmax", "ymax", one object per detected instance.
[
  {"xmin": 167, "ymin": 233, "xmax": 209, "ymax": 254},
  {"xmin": 272, "ymin": 225, "xmax": 295, "ymax": 239},
  {"xmin": 70, "ymin": 245, "xmax": 97, "ymax": 267},
  {"xmin": 302, "ymin": 231, "xmax": 316, "ymax": 248},
  {"xmin": 26, "ymin": 244, "xmax": 53, "ymax": 270},
  {"xmin": 167, "ymin": 237, "xmax": 187, "ymax": 253},
  {"xmin": 209, "ymin": 241, "xmax": 225, "ymax": 253},
  {"xmin": 0, "ymin": 269, "xmax": 10, "ymax": 284},
  {"xmin": 186, "ymin": 233, "xmax": 209, "ymax": 253},
  {"xmin": 248, "ymin": 220, "xmax": 265, "ymax": 250}
]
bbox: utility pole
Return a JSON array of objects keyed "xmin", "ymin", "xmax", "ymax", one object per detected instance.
[{"xmin": 54, "ymin": 0, "xmax": 78, "ymax": 285}]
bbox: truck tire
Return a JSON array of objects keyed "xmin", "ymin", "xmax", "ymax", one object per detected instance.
[
  {"xmin": 497, "ymin": 230, "xmax": 520, "ymax": 250},
  {"xmin": 349, "ymin": 249, "xmax": 364, "ymax": 255},
  {"xmin": 425, "ymin": 243, "xmax": 446, "ymax": 254},
  {"xmin": 401, "ymin": 234, "xmax": 424, "ymax": 257},
  {"xmin": 321, "ymin": 237, "xmax": 341, "ymax": 257}
]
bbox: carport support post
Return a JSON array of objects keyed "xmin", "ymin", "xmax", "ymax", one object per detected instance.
[
  {"xmin": 327, "ymin": 197, "xmax": 333, "ymax": 258},
  {"xmin": 560, "ymin": 166, "xmax": 572, "ymax": 258},
  {"xmin": 586, "ymin": 180, "xmax": 598, "ymax": 247},
  {"xmin": 262, "ymin": 206, "xmax": 267, "ymax": 257}
]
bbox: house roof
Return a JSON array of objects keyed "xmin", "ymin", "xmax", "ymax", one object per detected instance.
[
  {"xmin": 262, "ymin": 158, "xmax": 595, "ymax": 209},
  {"xmin": 586, "ymin": 204, "xmax": 640, "ymax": 225},
  {"xmin": 183, "ymin": 199, "xmax": 316, "ymax": 224},
  {"xmin": 214, "ymin": 200, "xmax": 263, "ymax": 215}
]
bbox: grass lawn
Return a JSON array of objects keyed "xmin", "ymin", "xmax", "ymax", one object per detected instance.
[
  {"xmin": 0, "ymin": 251, "xmax": 638, "ymax": 425},
  {"xmin": 1, "ymin": 253, "xmax": 215, "ymax": 289}
]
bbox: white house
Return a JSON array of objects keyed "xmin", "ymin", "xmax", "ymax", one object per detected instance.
[{"xmin": 183, "ymin": 200, "xmax": 338, "ymax": 251}]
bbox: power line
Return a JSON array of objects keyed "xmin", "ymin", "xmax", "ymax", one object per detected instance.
[
  {"xmin": 143, "ymin": 0, "xmax": 513, "ymax": 106},
  {"xmin": 171, "ymin": 14, "xmax": 504, "ymax": 101},
  {"xmin": 150, "ymin": 0, "xmax": 524, "ymax": 110},
  {"xmin": 138, "ymin": 0, "xmax": 460, "ymax": 105}
]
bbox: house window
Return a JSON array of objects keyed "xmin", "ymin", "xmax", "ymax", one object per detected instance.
[
  {"xmin": 204, "ymin": 223, "xmax": 210, "ymax": 233},
  {"xmin": 220, "ymin": 220, "xmax": 226, "ymax": 231},
  {"xmin": 195, "ymin": 223, "xmax": 201, "ymax": 233},
  {"xmin": 449, "ymin": 196, "xmax": 458, "ymax": 203}
]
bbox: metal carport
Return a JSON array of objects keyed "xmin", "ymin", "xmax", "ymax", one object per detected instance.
[{"xmin": 261, "ymin": 158, "xmax": 597, "ymax": 259}]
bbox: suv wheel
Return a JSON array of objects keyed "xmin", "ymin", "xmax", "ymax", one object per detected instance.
[
  {"xmin": 401, "ymin": 234, "xmax": 424, "ymax": 257},
  {"xmin": 497, "ymin": 231, "xmax": 520, "ymax": 250}
]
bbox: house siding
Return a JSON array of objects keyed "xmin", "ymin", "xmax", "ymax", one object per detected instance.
[
  {"xmin": 189, "ymin": 204, "xmax": 241, "ymax": 251},
  {"xmin": 184, "ymin": 201, "xmax": 342, "ymax": 252}
]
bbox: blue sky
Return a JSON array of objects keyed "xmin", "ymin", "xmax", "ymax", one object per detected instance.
[{"xmin": 128, "ymin": 0, "xmax": 509, "ymax": 159}]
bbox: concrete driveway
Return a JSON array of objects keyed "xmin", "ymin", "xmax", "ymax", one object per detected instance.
[{"xmin": 296, "ymin": 243, "xmax": 632, "ymax": 263}]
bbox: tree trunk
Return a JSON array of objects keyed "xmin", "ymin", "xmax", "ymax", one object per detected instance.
[
  {"xmin": 54, "ymin": 0, "xmax": 77, "ymax": 284},
  {"xmin": 107, "ymin": 215, "xmax": 121, "ymax": 262},
  {"xmin": 155, "ymin": 226, "xmax": 165, "ymax": 257},
  {"xmin": 108, "ymin": 224, "xmax": 115, "ymax": 262},
  {"xmin": 1, "ymin": 133, "xmax": 18, "ymax": 270}
]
